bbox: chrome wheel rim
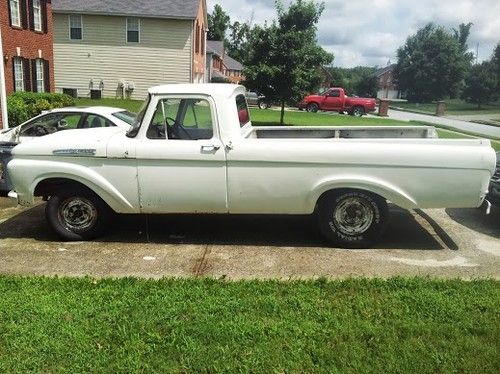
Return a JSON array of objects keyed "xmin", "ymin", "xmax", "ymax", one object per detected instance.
[
  {"xmin": 333, "ymin": 197, "xmax": 373, "ymax": 235},
  {"xmin": 58, "ymin": 197, "xmax": 98, "ymax": 232}
]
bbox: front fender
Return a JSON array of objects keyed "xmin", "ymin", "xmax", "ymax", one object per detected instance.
[
  {"xmin": 308, "ymin": 175, "xmax": 418, "ymax": 211},
  {"xmin": 8, "ymin": 158, "xmax": 137, "ymax": 213}
]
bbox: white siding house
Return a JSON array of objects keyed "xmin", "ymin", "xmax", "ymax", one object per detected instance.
[{"xmin": 52, "ymin": 0, "xmax": 207, "ymax": 99}]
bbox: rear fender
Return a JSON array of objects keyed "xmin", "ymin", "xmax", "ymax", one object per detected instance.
[{"xmin": 309, "ymin": 176, "xmax": 418, "ymax": 211}]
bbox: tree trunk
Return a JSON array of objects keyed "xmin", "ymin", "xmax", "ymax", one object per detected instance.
[{"xmin": 280, "ymin": 100, "xmax": 285, "ymax": 126}]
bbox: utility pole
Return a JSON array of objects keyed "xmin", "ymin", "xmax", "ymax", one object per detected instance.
[{"xmin": 0, "ymin": 24, "xmax": 8, "ymax": 129}]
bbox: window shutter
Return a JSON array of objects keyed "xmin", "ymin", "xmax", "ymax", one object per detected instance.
[
  {"xmin": 23, "ymin": 58, "xmax": 31, "ymax": 91},
  {"xmin": 28, "ymin": 0, "xmax": 34, "ymax": 30},
  {"xmin": 12, "ymin": 60, "xmax": 17, "ymax": 92},
  {"xmin": 44, "ymin": 59, "xmax": 50, "ymax": 92},
  {"xmin": 31, "ymin": 59, "xmax": 37, "ymax": 92},
  {"xmin": 7, "ymin": 0, "xmax": 13, "ymax": 26},
  {"xmin": 41, "ymin": 0, "xmax": 48, "ymax": 33},
  {"xmin": 21, "ymin": 0, "xmax": 29, "ymax": 29}
]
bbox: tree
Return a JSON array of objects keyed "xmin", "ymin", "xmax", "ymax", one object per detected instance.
[
  {"xmin": 492, "ymin": 43, "xmax": 500, "ymax": 91},
  {"xmin": 207, "ymin": 4, "xmax": 230, "ymax": 41},
  {"xmin": 244, "ymin": 0, "xmax": 333, "ymax": 125},
  {"xmin": 226, "ymin": 21, "xmax": 254, "ymax": 63},
  {"xmin": 395, "ymin": 23, "xmax": 470, "ymax": 102},
  {"xmin": 461, "ymin": 62, "xmax": 497, "ymax": 108}
]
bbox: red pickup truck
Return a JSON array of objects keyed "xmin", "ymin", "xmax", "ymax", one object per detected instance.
[{"xmin": 297, "ymin": 87, "xmax": 376, "ymax": 116}]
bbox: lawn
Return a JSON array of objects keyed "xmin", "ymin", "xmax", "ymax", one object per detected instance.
[
  {"xmin": 393, "ymin": 99, "xmax": 500, "ymax": 116},
  {"xmin": 0, "ymin": 276, "xmax": 498, "ymax": 373}
]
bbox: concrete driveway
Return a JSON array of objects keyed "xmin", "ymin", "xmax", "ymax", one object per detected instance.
[{"xmin": 0, "ymin": 197, "xmax": 499, "ymax": 279}]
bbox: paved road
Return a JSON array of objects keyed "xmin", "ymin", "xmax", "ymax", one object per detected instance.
[
  {"xmin": 1, "ymin": 198, "xmax": 499, "ymax": 280},
  {"xmin": 382, "ymin": 109, "xmax": 500, "ymax": 138}
]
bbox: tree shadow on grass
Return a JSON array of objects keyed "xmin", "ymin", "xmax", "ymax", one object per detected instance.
[{"xmin": 0, "ymin": 204, "xmax": 452, "ymax": 250}]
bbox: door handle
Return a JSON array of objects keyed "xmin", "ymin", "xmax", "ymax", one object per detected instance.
[{"xmin": 201, "ymin": 144, "xmax": 220, "ymax": 152}]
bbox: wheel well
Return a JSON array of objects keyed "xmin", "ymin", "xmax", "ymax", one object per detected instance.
[
  {"xmin": 315, "ymin": 188, "xmax": 386, "ymax": 211},
  {"xmin": 34, "ymin": 178, "xmax": 95, "ymax": 198}
]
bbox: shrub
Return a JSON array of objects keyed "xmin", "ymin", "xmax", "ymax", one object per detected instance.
[
  {"xmin": 6, "ymin": 96, "xmax": 30, "ymax": 127},
  {"xmin": 6, "ymin": 92, "xmax": 75, "ymax": 127}
]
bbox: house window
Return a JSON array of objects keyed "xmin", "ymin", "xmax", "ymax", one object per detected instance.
[
  {"xmin": 69, "ymin": 15, "xmax": 82, "ymax": 40},
  {"xmin": 13, "ymin": 58, "xmax": 24, "ymax": 92},
  {"xmin": 127, "ymin": 17, "xmax": 140, "ymax": 43},
  {"xmin": 33, "ymin": 0, "xmax": 42, "ymax": 31},
  {"xmin": 9, "ymin": 0, "xmax": 21, "ymax": 27},
  {"xmin": 35, "ymin": 59, "xmax": 44, "ymax": 92}
]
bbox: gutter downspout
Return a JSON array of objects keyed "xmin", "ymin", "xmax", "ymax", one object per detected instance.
[{"xmin": 0, "ymin": 25, "xmax": 8, "ymax": 129}]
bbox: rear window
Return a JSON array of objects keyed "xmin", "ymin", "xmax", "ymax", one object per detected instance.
[{"xmin": 236, "ymin": 94, "xmax": 250, "ymax": 127}]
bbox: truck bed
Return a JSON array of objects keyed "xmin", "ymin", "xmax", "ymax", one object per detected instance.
[{"xmin": 244, "ymin": 126, "xmax": 437, "ymax": 139}]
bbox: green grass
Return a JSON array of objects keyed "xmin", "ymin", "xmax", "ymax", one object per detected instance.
[
  {"xmin": 0, "ymin": 276, "xmax": 498, "ymax": 373},
  {"xmin": 393, "ymin": 99, "xmax": 500, "ymax": 115},
  {"xmin": 75, "ymin": 97, "xmax": 144, "ymax": 113},
  {"xmin": 252, "ymin": 108, "xmax": 406, "ymax": 126}
]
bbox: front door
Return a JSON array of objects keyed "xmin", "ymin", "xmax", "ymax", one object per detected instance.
[
  {"xmin": 136, "ymin": 96, "xmax": 228, "ymax": 213},
  {"xmin": 322, "ymin": 89, "xmax": 342, "ymax": 111}
]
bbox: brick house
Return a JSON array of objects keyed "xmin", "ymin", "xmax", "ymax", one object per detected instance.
[
  {"xmin": 376, "ymin": 64, "xmax": 400, "ymax": 99},
  {"xmin": 206, "ymin": 40, "xmax": 243, "ymax": 84},
  {"xmin": 0, "ymin": 0, "xmax": 54, "ymax": 129}
]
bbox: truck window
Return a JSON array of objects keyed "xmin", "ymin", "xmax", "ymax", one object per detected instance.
[
  {"xmin": 328, "ymin": 90, "xmax": 340, "ymax": 97},
  {"xmin": 236, "ymin": 94, "xmax": 250, "ymax": 127},
  {"xmin": 147, "ymin": 98, "xmax": 214, "ymax": 140}
]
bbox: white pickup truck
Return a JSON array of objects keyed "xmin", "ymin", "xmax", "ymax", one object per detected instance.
[{"xmin": 7, "ymin": 84, "xmax": 497, "ymax": 248}]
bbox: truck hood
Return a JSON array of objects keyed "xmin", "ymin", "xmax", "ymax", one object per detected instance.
[{"xmin": 12, "ymin": 127, "xmax": 123, "ymax": 158}]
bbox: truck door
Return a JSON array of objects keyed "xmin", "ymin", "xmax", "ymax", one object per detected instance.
[
  {"xmin": 322, "ymin": 89, "xmax": 342, "ymax": 111},
  {"xmin": 135, "ymin": 96, "xmax": 228, "ymax": 213}
]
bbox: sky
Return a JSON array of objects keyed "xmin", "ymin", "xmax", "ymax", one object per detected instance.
[{"xmin": 206, "ymin": 0, "xmax": 500, "ymax": 68}]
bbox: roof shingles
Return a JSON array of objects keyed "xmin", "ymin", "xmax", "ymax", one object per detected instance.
[{"xmin": 52, "ymin": 0, "xmax": 200, "ymax": 20}]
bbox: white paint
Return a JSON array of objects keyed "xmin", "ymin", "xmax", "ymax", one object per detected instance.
[
  {"xmin": 58, "ymin": 247, "xmax": 67, "ymax": 252},
  {"xmin": 143, "ymin": 256, "xmax": 156, "ymax": 261},
  {"xmin": 8, "ymin": 84, "xmax": 497, "ymax": 218},
  {"xmin": 389, "ymin": 256, "xmax": 478, "ymax": 268}
]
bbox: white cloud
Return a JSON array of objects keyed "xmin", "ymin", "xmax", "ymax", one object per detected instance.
[{"xmin": 207, "ymin": 0, "xmax": 500, "ymax": 67}]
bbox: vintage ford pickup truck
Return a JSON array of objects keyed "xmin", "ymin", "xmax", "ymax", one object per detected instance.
[{"xmin": 7, "ymin": 84, "xmax": 497, "ymax": 247}]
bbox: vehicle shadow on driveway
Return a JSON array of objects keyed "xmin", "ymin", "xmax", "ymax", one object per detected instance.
[
  {"xmin": 446, "ymin": 207, "xmax": 500, "ymax": 238},
  {"xmin": 0, "ymin": 204, "xmax": 453, "ymax": 250}
]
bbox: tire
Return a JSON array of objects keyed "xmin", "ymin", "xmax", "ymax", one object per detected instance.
[
  {"xmin": 307, "ymin": 103, "xmax": 319, "ymax": 113},
  {"xmin": 258, "ymin": 101, "xmax": 269, "ymax": 110},
  {"xmin": 316, "ymin": 190, "xmax": 388, "ymax": 248},
  {"xmin": 45, "ymin": 188, "xmax": 110, "ymax": 241},
  {"xmin": 351, "ymin": 106, "xmax": 365, "ymax": 117}
]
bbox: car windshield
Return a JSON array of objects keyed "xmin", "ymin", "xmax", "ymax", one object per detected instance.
[
  {"xmin": 112, "ymin": 110, "xmax": 136, "ymax": 125},
  {"xmin": 126, "ymin": 95, "xmax": 150, "ymax": 138}
]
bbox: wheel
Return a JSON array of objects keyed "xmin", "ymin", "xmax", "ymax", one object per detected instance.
[
  {"xmin": 45, "ymin": 188, "xmax": 110, "ymax": 241},
  {"xmin": 351, "ymin": 106, "xmax": 365, "ymax": 117},
  {"xmin": 258, "ymin": 101, "xmax": 269, "ymax": 110},
  {"xmin": 307, "ymin": 103, "xmax": 319, "ymax": 113},
  {"xmin": 316, "ymin": 190, "xmax": 388, "ymax": 248}
]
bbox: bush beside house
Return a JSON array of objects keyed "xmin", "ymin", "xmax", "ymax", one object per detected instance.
[{"xmin": 7, "ymin": 92, "xmax": 75, "ymax": 127}]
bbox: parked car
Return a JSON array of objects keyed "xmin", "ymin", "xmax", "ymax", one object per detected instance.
[
  {"xmin": 7, "ymin": 84, "xmax": 496, "ymax": 248},
  {"xmin": 297, "ymin": 87, "xmax": 376, "ymax": 116},
  {"xmin": 245, "ymin": 91, "xmax": 270, "ymax": 109},
  {"xmin": 0, "ymin": 107, "xmax": 134, "ymax": 195},
  {"xmin": 0, "ymin": 106, "xmax": 134, "ymax": 143},
  {"xmin": 487, "ymin": 152, "xmax": 500, "ymax": 206}
]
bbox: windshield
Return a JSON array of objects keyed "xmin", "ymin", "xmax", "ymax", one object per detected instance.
[
  {"xmin": 112, "ymin": 110, "xmax": 136, "ymax": 125},
  {"xmin": 126, "ymin": 95, "xmax": 150, "ymax": 138}
]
